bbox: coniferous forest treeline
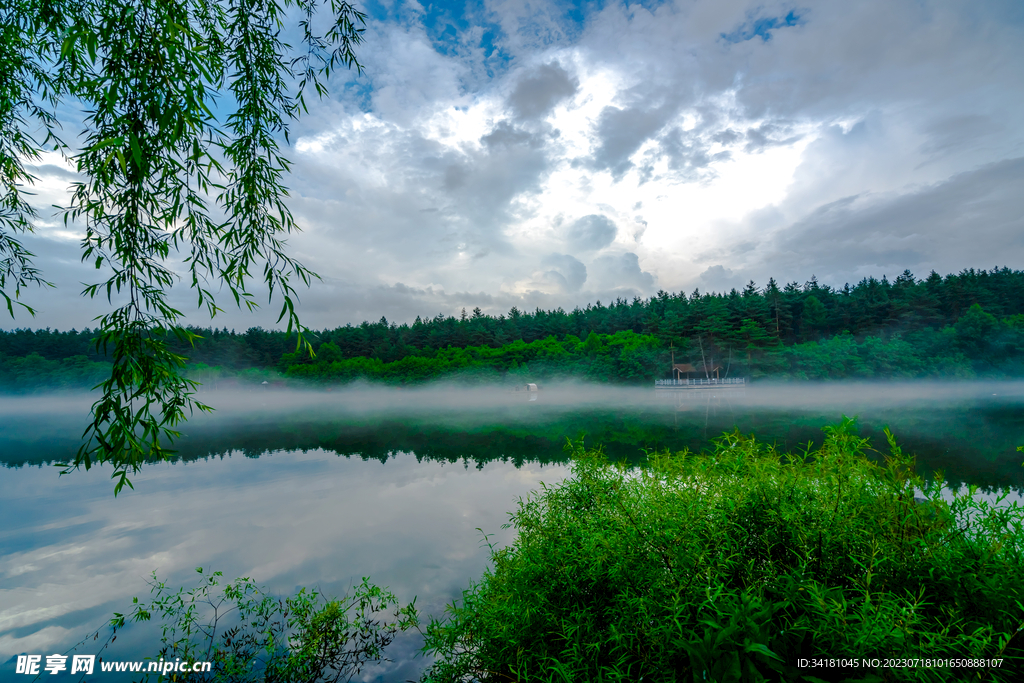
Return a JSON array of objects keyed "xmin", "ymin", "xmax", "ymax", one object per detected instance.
[{"xmin": 2, "ymin": 267, "xmax": 1023, "ymax": 390}]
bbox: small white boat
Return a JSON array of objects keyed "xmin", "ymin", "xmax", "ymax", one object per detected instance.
[{"xmin": 510, "ymin": 383, "xmax": 540, "ymax": 400}]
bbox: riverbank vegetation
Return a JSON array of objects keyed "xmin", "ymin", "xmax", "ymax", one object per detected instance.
[
  {"xmin": 421, "ymin": 420, "xmax": 1024, "ymax": 681},
  {"xmin": 3, "ymin": 267, "xmax": 1023, "ymax": 389},
  {"xmin": 97, "ymin": 569, "xmax": 418, "ymax": 683}
]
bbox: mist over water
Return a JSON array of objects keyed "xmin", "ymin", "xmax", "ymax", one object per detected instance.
[
  {"xmin": 164, "ymin": 378, "xmax": 1024, "ymax": 414},
  {"xmin": 2, "ymin": 380, "xmax": 1021, "ymax": 486},
  {"xmin": 4, "ymin": 377, "xmax": 1021, "ymax": 420},
  {"xmin": 1, "ymin": 380, "xmax": 1022, "ymax": 678}
]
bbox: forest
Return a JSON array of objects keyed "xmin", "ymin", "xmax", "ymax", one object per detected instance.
[{"xmin": 2, "ymin": 267, "xmax": 1022, "ymax": 390}]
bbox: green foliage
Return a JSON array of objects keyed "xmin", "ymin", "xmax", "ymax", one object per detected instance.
[
  {"xmin": 106, "ymin": 567, "xmax": 417, "ymax": 682},
  {"xmin": 0, "ymin": 1, "xmax": 56, "ymax": 316},
  {"xmin": 777, "ymin": 333, "xmax": 939, "ymax": 380},
  {"xmin": 2, "ymin": 0, "xmax": 369, "ymax": 493},
  {"xmin": 280, "ymin": 330, "xmax": 664, "ymax": 385},
  {"xmin": 0, "ymin": 351, "xmax": 112, "ymax": 389},
  {"xmin": 421, "ymin": 421, "xmax": 1024, "ymax": 682},
  {"xmin": 953, "ymin": 304, "xmax": 999, "ymax": 358},
  {"xmin": 800, "ymin": 295, "xmax": 827, "ymax": 340}
]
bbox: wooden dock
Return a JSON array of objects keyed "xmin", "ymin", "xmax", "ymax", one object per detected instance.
[{"xmin": 655, "ymin": 378, "xmax": 746, "ymax": 390}]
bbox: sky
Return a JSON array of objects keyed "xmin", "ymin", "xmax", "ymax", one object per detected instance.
[{"xmin": 12, "ymin": 0, "xmax": 1024, "ymax": 331}]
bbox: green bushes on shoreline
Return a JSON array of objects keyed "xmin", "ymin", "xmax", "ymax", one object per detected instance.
[
  {"xmin": 276, "ymin": 325, "xmax": 1013, "ymax": 386},
  {"xmin": 90, "ymin": 569, "xmax": 419, "ymax": 683},
  {"xmin": 280, "ymin": 330, "xmax": 663, "ymax": 385},
  {"xmin": 421, "ymin": 420, "xmax": 1024, "ymax": 681},
  {"xmin": 0, "ymin": 351, "xmax": 111, "ymax": 390}
]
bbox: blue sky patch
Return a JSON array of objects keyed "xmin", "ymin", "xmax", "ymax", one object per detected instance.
[
  {"xmin": 362, "ymin": 0, "xmax": 598, "ymax": 67},
  {"xmin": 721, "ymin": 10, "xmax": 805, "ymax": 43}
]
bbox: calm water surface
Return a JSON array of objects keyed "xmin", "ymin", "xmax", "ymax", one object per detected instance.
[{"xmin": 2, "ymin": 382, "xmax": 1022, "ymax": 679}]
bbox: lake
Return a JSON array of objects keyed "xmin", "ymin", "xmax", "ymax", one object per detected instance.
[{"xmin": 2, "ymin": 381, "xmax": 1023, "ymax": 680}]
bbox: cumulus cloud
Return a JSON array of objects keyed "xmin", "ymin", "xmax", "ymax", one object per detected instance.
[
  {"xmin": 508, "ymin": 62, "xmax": 579, "ymax": 120},
  {"xmin": 698, "ymin": 265, "xmax": 738, "ymax": 294},
  {"xmin": 594, "ymin": 108, "xmax": 665, "ymax": 175},
  {"xmin": 632, "ymin": 216, "xmax": 648, "ymax": 243},
  {"xmin": 565, "ymin": 214, "xmax": 618, "ymax": 252},
  {"xmin": 539, "ymin": 253, "xmax": 588, "ymax": 293},
  {"xmin": 762, "ymin": 157, "xmax": 1024, "ymax": 284},
  {"xmin": 590, "ymin": 252, "xmax": 656, "ymax": 293}
]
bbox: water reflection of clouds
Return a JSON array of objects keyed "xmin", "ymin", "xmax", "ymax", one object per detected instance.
[{"xmin": 0, "ymin": 450, "xmax": 569, "ymax": 677}]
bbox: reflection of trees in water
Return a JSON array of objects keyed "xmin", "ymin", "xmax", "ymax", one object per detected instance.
[
  {"xmin": 3, "ymin": 399, "xmax": 1022, "ymax": 491},
  {"xmin": 663, "ymin": 389, "xmax": 744, "ymax": 440}
]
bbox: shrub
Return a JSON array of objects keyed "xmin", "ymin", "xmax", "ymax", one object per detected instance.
[
  {"xmin": 104, "ymin": 568, "xmax": 418, "ymax": 682},
  {"xmin": 422, "ymin": 419, "xmax": 1024, "ymax": 682}
]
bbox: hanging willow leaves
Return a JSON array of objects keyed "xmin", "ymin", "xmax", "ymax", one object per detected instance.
[
  {"xmin": 0, "ymin": 2, "xmax": 57, "ymax": 316},
  {"xmin": 1, "ymin": 0, "xmax": 366, "ymax": 494}
]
